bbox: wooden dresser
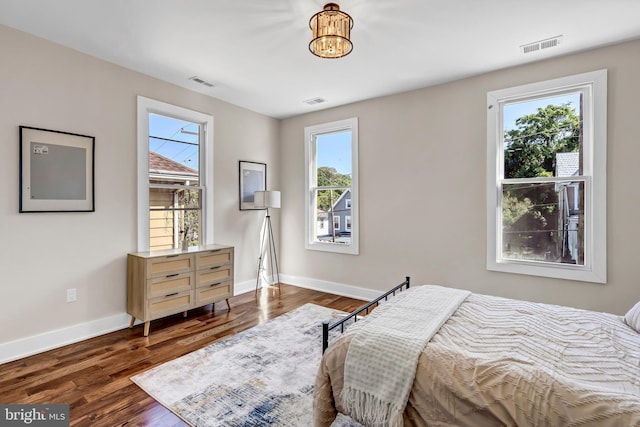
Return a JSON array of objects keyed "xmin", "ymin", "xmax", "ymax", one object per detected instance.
[{"xmin": 127, "ymin": 244, "xmax": 234, "ymax": 336}]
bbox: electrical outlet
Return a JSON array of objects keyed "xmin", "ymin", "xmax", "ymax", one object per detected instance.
[{"xmin": 66, "ymin": 288, "xmax": 77, "ymax": 303}]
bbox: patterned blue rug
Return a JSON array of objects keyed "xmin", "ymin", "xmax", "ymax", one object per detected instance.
[{"xmin": 131, "ymin": 303, "xmax": 362, "ymax": 426}]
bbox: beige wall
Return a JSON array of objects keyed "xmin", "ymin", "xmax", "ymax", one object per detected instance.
[
  {"xmin": 0, "ymin": 24, "xmax": 280, "ymax": 346},
  {"xmin": 1, "ymin": 20, "xmax": 638, "ymax": 359},
  {"xmin": 280, "ymin": 39, "xmax": 640, "ymax": 315}
]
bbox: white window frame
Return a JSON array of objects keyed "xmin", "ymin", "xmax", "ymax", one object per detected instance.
[
  {"xmin": 486, "ymin": 70, "xmax": 607, "ymax": 283},
  {"xmin": 137, "ymin": 96, "xmax": 214, "ymax": 251},
  {"xmin": 345, "ymin": 215, "xmax": 352, "ymax": 231},
  {"xmin": 333, "ymin": 215, "xmax": 341, "ymax": 231},
  {"xmin": 305, "ymin": 117, "xmax": 359, "ymax": 255},
  {"xmin": 345, "ymin": 199, "xmax": 352, "ymax": 209}
]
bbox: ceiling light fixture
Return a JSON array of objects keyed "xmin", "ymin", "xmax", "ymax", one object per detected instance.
[{"xmin": 309, "ymin": 3, "xmax": 353, "ymax": 59}]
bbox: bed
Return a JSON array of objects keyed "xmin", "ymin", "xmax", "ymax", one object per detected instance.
[{"xmin": 314, "ymin": 278, "xmax": 640, "ymax": 427}]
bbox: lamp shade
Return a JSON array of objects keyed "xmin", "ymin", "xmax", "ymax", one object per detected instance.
[
  {"xmin": 254, "ymin": 190, "xmax": 281, "ymax": 209},
  {"xmin": 309, "ymin": 3, "xmax": 353, "ymax": 59}
]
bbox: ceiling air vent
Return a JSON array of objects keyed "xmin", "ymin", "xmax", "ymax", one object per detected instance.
[
  {"xmin": 521, "ymin": 35, "xmax": 562, "ymax": 54},
  {"xmin": 303, "ymin": 97, "xmax": 327, "ymax": 105},
  {"xmin": 189, "ymin": 76, "xmax": 215, "ymax": 87}
]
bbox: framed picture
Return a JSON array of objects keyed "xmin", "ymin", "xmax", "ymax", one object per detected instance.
[
  {"xmin": 239, "ymin": 160, "xmax": 266, "ymax": 210},
  {"xmin": 19, "ymin": 126, "xmax": 95, "ymax": 212}
]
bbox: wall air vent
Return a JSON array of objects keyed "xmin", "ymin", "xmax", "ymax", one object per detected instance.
[
  {"xmin": 189, "ymin": 76, "xmax": 215, "ymax": 87},
  {"xmin": 303, "ymin": 97, "xmax": 327, "ymax": 105},
  {"xmin": 521, "ymin": 35, "xmax": 562, "ymax": 54}
]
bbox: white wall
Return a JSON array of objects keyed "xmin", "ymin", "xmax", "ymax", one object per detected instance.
[
  {"xmin": 0, "ymin": 24, "xmax": 279, "ymax": 360},
  {"xmin": 279, "ymin": 39, "xmax": 640, "ymax": 315}
]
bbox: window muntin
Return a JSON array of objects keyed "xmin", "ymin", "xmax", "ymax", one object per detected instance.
[
  {"xmin": 305, "ymin": 118, "xmax": 359, "ymax": 254},
  {"xmin": 487, "ymin": 70, "xmax": 606, "ymax": 283}
]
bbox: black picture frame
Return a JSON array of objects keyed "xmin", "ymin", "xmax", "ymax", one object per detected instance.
[
  {"xmin": 19, "ymin": 126, "xmax": 95, "ymax": 213},
  {"xmin": 239, "ymin": 160, "xmax": 266, "ymax": 210}
]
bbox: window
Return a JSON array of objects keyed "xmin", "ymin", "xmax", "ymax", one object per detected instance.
[
  {"xmin": 345, "ymin": 216, "xmax": 352, "ymax": 231},
  {"xmin": 486, "ymin": 70, "xmax": 607, "ymax": 283},
  {"xmin": 137, "ymin": 97, "xmax": 214, "ymax": 251},
  {"xmin": 305, "ymin": 118, "xmax": 359, "ymax": 254}
]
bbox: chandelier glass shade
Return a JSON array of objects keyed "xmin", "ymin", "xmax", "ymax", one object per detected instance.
[{"xmin": 309, "ymin": 3, "xmax": 353, "ymax": 59}]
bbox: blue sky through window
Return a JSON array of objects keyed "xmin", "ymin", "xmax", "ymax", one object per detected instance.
[
  {"xmin": 149, "ymin": 113, "xmax": 200, "ymax": 170},
  {"xmin": 316, "ymin": 130, "xmax": 352, "ymax": 175},
  {"xmin": 503, "ymin": 93, "xmax": 580, "ymax": 132}
]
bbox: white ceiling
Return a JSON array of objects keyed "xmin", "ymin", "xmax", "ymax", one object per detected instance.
[{"xmin": 1, "ymin": 0, "xmax": 639, "ymax": 119}]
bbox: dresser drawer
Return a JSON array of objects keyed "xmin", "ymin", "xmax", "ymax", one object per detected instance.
[
  {"xmin": 128, "ymin": 245, "xmax": 234, "ymax": 336},
  {"xmin": 196, "ymin": 249, "xmax": 232, "ymax": 269},
  {"xmin": 147, "ymin": 254, "xmax": 194, "ymax": 278},
  {"xmin": 148, "ymin": 290, "xmax": 193, "ymax": 320},
  {"xmin": 147, "ymin": 272, "xmax": 194, "ymax": 299},
  {"xmin": 197, "ymin": 265, "xmax": 232, "ymax": 286},
  {"xmin": 196, "ymin": 281, "xmax": 232, "ymax": 305}
]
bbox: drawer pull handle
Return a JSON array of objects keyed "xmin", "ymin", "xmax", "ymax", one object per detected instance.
[
  {"xmin": 209, "ymin": 266, "xmax": 221, "ymax": 270},
  {"xmin": 165, "ymin": 255, "xmax": 180, "ymax": 258},
  {"xmin": 166, "ymin": 292, "xmax": 179, "ymax": 297},
  {"xmin": 210, "ymin": 282, "xmax": 222, "ymax": 287},
  {"xmin": 208, "ymin": 250, "xmax": 221, "ymax": 254},
  {"xmin": 166, "ymin": 273, "xmax": 179, "ymax": 278}
]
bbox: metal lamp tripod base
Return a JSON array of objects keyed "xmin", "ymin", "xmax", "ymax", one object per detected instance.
[{"xmin": 255, "ymin": 211, "xmax": 280, "ymax": 294}]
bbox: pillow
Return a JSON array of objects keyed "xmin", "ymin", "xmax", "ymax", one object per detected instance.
[{"xmin": 624, "ymin": 301, "xmax": 640, "ymax": 332}]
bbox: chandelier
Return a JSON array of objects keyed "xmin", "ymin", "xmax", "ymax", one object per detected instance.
[{"xmin": 309, "ymin": 3, "xmax": 353, "ymax": 59}]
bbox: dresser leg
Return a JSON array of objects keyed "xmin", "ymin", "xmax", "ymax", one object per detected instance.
[
  {"xmin": 143, "ymin": 321, "xmax": 150, "ymax": 337},
  {"xmin": 226, "ymin": 298, "xmax": 231, "ymax": 311},
  {"xmin": 183, "ymin": 311, "xmax": 188, "ymax": 318},
  {"xmin": 129, "ymin": 316, "xmax": 135, "ymax": 328}
]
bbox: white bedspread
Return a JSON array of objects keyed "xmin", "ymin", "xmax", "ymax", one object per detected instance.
[{"xmin": 341, "ymin": 285, "xmax": 470, "ymax": 427}]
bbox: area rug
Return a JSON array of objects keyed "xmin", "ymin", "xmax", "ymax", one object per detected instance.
[{"xmin": 131, "ymin": 303, "xmax": 363, "ymax": 426}]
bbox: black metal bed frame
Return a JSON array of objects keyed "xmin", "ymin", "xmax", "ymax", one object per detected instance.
[{"xmin": 322, "ymin": 276, "xmax": 411, "ymax": 354}]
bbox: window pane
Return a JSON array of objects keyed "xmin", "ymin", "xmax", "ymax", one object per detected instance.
[
  {"xmin": 503, "ymin": 93, "xmax": 582, "ymax": 179},
  {"xmin": 149, "ymin": 114, "xmax": 200, "ymax": 185},
  {"xmin": 305, "ymin": 117, "xmax": 358, "ymax": 255},
  {"xmin": 502, "ymin": 181, "xmax": 584, "ymax": 265},
  {"xmin": 148, "ymin": 113, "xmax": 202, "ymax": 250},
  {"xmin": 149, "ymin": 187, "xmax": 201, "ymax": 250},
  {"xmin": 316, "ymin": 130, "xmax": 352, "ymax": 184},
  {"xmin": 314, "ymin": 189, "xmax": 351, "ymax": 245}
]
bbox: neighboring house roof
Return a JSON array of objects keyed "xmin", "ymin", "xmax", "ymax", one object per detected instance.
[
  {"xmin": 149, "ymin": 151, "xmax": 198, "ymax": 175},
  {"xmin": 332, "ymin": 188, "xmax": 351, "ymax": 208},
  {"xmin": 556, "ymin": 152, "xmax": 579, "ymax": 177},
  {"xmin": 149, "ymin": 151, "xmax": 198, "ymax": 183}
]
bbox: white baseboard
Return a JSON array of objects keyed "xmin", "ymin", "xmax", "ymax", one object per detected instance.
[
  {"xmin": 279, "ymin": 274, "xmax": 382, "ymax": 301},
  {"xmin": 234, "ymin": 278, "xmax": 257, "ymax": 296},
  {"xmin": 0, "ymin": 312, "xmax": 132, "ymax": 365},
  {"xmin": 0, "ymin": 275, "xmax": 380, "ymax": 365}
]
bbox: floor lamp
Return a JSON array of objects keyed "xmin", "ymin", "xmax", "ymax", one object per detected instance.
[{"xmin": 254, "ymin": 190, "xmax": 280, "ymax": 294}]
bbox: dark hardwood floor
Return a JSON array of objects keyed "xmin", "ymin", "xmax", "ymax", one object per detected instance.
[{"xmin": 0, "ymin": 284, "xmax": 365, "ymax": 426}]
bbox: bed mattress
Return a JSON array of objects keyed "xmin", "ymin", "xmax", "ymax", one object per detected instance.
[{"xmin": 314, "ymin": 291, "xmax": 640, "ymax": 426}]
